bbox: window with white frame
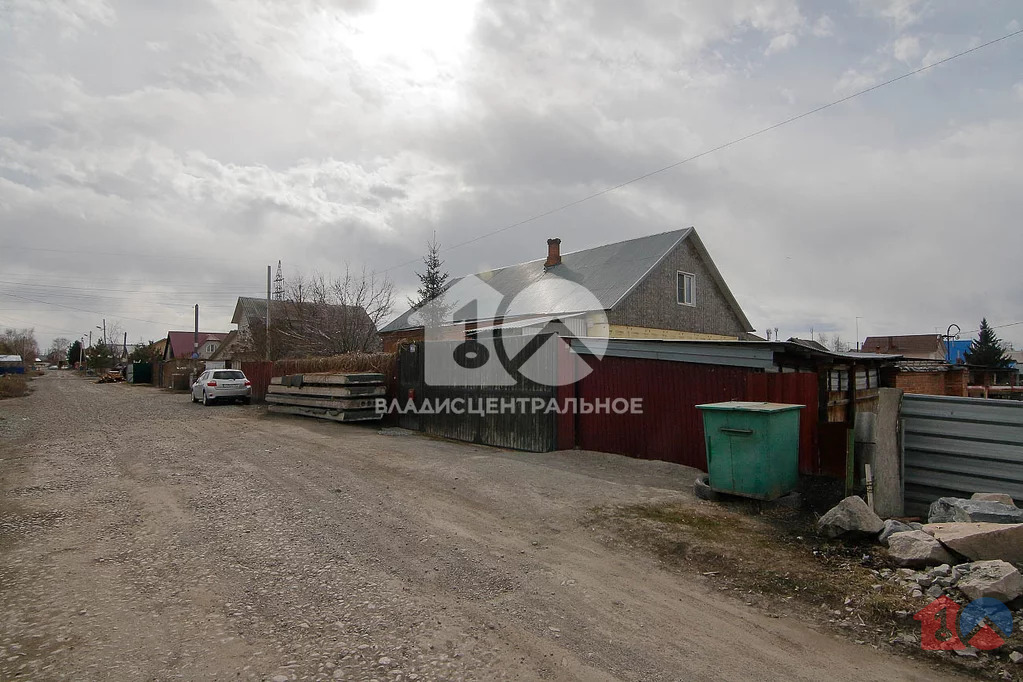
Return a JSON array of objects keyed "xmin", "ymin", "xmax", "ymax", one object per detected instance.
[
  {"xmin": 677, "ymin": 272, "xmax": 695, "ymax": 306},
  {"xmin": 206, "ymin": 343, "xmax": 217, "ymax": 353}
]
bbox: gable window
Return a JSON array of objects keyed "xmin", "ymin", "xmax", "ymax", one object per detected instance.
[
  {"xmin": 206, "ymin": 343, "xmax": 217, "ymax": 353},
  {"xmin": 677, "ymin": 272, "xmax": 695, "ymax": 306}
]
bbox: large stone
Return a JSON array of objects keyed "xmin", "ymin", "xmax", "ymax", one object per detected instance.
[
  {"xmin": 971, "ymin": 492, "xmax": 1017, "ymax": 507},
  {"xmin": 886, "ymin": 530, "xmax": 956, "ymax": 568},
  {"xmin": 956, "ymin": 560, "xmax": 1023, "ymax": 602},
  {"xmin": 818, "ymin": 496, "xmax": 884, "ymax": 539},
  {"xmin": 928, "ymin": 497, "xmax": 1023, "ymax": 524},
  {"xmin": 879, "ymin": 519, "xmax": 914, "ymax": 545},
  {"xmin": 922, "ymin": 522, "xmax": 1023, "ymax": 564}
]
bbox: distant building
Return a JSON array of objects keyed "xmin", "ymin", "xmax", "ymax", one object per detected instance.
[
  {"xmin": 861, "ymin": 334, "xmax": 946, "ymax": 361},
  {"xmin": 162, "ymin": 331, "xmax": 229, "ymax": 361},
  {"xmin": 229, "ymin": 297, "xmax": 380, "ymax": 358},
  {"xmin": 0, "ymin": 355, "xmax": 25, "ymax": 375}
]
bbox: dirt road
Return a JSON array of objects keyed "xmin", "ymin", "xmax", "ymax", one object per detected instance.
[{"xmin": 0, "ymin": 374, "xmax": 959, "ymax": 680}]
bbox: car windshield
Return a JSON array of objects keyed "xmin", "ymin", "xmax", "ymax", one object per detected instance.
[{"xmin": 213, "ymin": 370, "xmax": 245, "ymax": 379}]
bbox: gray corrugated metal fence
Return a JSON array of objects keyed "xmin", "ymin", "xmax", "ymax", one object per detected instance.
[{"xmin": 903, "ymin": 394, "xmax": 1023, "ymax": 516}]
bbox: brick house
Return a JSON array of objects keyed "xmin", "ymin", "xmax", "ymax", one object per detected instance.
[
  {"xmin": 861, "ymin": 334, "xmax": 947, "ymax": 361},
  {"xmin": 380, "ymin": 228, "xmax": 755, "ymax": 351}
]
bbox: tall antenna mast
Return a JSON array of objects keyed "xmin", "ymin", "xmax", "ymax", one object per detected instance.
[{"xmin": 273, "ymin": 260, "xmax": 285, "ymax": 301}]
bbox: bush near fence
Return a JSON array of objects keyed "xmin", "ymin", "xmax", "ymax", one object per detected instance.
[
  {"xmin": 0, "ymin": 374, "xmax": 29, "ymax": 399},
  {"xmin": 243, "ymin": 353, "xmax": 397, "ymax": 404},
  {"xmin": 272, "ymin": 353, "xmax": 395, "ymax": 376}
]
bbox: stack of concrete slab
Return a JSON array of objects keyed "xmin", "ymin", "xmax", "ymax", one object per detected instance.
[{"xmin": 266, "ymin": 372, "xmax": 385, "ymax": 423}]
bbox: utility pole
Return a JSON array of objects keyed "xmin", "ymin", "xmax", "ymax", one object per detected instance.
[
  {"xmin": 103, "ymin": 318, "xmax": 107, "ymax": 347},
  {"xmin": 855, "ymin": 317, "xmax": 862, "ymax": 351},
  {"xmin": 193, "ymin": 304, "xmax": 200, "ymax": 359},
  {"xmin": 266, "ymin": 265, "xmax": 271, "ymax": 361}
]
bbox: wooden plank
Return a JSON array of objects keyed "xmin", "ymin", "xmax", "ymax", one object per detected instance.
[
  {"xmin": 269, "ymin": 376, "xmax": 283, "ymax": 385},
  {"xmin": 267, "ymin": 405, "xmax": 383, "ymax": 422},
  {"xmin": 267, "ymin": 384, "xmax": 385, "ymax": 398},
  {"xmin": 265, "ymin": 394, "xmax": 378, "ymax": 410}
]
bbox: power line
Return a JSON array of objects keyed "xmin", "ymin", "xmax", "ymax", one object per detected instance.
[
  {"xmin": 380, "ymin": 26, "xmax": 1023, "ymax": 274},
  {"xmin": 0, "ymin": 291, "xmax": 183, "ymax": 327},
  {"xmin": 0, "ymin": 279, "xmax": 262, "ymax": 295},
  {"xmin": 963, "ymin": 320, "xmax": 1023, "ymax": 335}
]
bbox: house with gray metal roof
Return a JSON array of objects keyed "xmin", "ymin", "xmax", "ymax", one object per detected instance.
[{"xmin": 380, "ymin": 228, "xmax": 755, "ymax": 351}]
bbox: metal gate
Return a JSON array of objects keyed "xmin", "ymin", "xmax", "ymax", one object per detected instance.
[
  {"xmin": 396, "ymin": 340, "xmax": 557, "ymax": 452},
  {"xmin": 903, "ymin": 394, "xmax": 1023, "ymax": 515}
]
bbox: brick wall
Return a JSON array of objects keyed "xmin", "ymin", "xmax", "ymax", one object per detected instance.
[
  {"xmin": 608, "ymin": 238, "xmax": 748, "ymax": 338},
  {"xmin": 894, "ymin": 369, "xmax": 968, "ymax": 397}
]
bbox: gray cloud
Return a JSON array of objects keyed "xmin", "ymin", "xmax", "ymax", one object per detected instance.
[{"xmin": 1, "ymin": 0, "xmax": 1021, "ymax": 351}]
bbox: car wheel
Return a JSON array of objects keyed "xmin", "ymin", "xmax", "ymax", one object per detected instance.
[
  {"xmin": 191, "ymin": 391, "xmax": 198, "ymax": 403},
  {"xmin": 203, "ymin": 391, "xmax": 213, "ymax": 406}
]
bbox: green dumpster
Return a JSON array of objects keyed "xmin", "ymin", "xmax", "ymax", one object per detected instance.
[{"xmin": 696, "ymin": 401, "xmax": 804, "ymax": 501}]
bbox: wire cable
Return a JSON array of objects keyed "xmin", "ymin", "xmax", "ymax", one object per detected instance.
[{"xmin": 378, "ymin": 27, "xmax": 1023, "ymax": 273}]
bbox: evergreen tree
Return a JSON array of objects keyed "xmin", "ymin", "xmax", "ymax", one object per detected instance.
[
  {"xmin": 963, "ymin": 318, "xmax": 1012, "ymax": 368},
  {"xmin": 67, "ymin": 340, "xmax": 83, "ymax": 366},
  {"xmin": 408, "ymin": 234, "xmax": 450, "ymax": 309}
]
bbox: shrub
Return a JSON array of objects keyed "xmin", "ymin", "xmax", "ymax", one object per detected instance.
[{"xmin": 0, "ymin": 374, "xmax": 29, "ymax": 399}]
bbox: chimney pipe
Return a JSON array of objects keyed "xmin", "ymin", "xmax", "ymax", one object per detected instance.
[{"xmin": 545, "ymin": 238, "xmax": 562, "ymax": 268}]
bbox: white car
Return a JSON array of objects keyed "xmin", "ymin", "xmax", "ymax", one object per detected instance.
[{"xmin": 191, "ymin": 369, "xmax": 252, "ymax": 406}]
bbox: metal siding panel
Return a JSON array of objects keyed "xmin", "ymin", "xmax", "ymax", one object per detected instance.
[
  {"xmin": 575, "ymin": 356, "xmax": 750, "ymax": 469},
  {"xmin": 903, "ymin": 394, "xmax": 1023, "ymax": 515},
  {"xmin": 241, "ymin": 361, "xmax": 274, "ymax": 401}
]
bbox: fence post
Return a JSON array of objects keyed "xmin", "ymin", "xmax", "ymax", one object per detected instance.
[{"xmin": 873, "ymin": 387, "xmax": 904, "ymax": 517}]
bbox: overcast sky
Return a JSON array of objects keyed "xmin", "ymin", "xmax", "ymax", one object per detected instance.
[{"xmin": 1, "ymin": 0, "xmax": 1021, "ymax": 353}]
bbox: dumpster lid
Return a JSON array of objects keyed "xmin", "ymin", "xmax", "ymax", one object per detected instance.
[{"xmin": 696, "ymin": 401, "xmax": 804, "ymax": 413}]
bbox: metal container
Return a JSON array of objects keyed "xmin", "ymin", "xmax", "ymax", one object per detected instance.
[{"xmin": 696, "ymin": 401, "xmax": 804, "ymax": 500}]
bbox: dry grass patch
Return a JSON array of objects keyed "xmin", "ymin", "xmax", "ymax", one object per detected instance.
[
  {"xmin": 592, "ymin": 499, "xmax": 910, "ymax": 620},
  {"xmin": 273, "ymin": 353, "xmax": 395, "ymax": 376},
  {"xmin": 0, "ymin": 374, "xmax": 29, "ymax": 399}
]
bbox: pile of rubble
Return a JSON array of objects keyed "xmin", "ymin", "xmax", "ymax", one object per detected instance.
[{"xmin": 818, "ymin": 492, "xmax": 1023, "ymax": 611}]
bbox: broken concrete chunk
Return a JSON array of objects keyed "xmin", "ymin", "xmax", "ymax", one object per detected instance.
[
  {"xmin": 818, "ymin": 496, "xmax": 884, "ymax": 539},
  {"xmin": 956, "ymin": 560, "xmax": 1023, "ymax": 602},
  {"xmin": 922, "ymin": 522, "xmax": 1023, "ymax": 565},
  {"xmin": 928, "ymin": 497, "xmax": 1023, "ymax": 524},
  {"xmin": 879, "ymin": 519, "xmax": 914, "ymax": 545},
  {"xmin": 970, "ymin": 492, "xmax": 1017, "ymax": 507},
  {"xmin": 928, "ymin": 498, "xmax": 959, "ymax": 523},
  {"xmin": 887, "ymin": 530, "xmax": 956, "ymax": 568}
]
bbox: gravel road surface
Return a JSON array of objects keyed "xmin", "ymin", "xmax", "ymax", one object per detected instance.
[{"xmin": 0, "ymin": 373, "xmax": 959, "ymax": 680}]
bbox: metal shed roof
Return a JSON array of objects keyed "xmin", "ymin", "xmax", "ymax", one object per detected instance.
[
  {"xmin": 0, "ymin": 355, "xmax": 23, "ymax": 363},
  {"xmin": 567, "ymin": 337, "xmax": 901, "ymax": 369}
]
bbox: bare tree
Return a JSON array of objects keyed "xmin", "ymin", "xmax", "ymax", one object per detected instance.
[
  {"xmin": 0, "ymin": 328, "xmax": 39, "ymax": 362},
  {"xmin": 260, "ymin": 264, "xmax": 394, "ymax": 358},
  {"xmin": 47, "ymin": 337, "xmax": 71, "ymax": 364},
  {"xmin": 819, "ymin": 333, "xmax": 851, "ymax": 353}
]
